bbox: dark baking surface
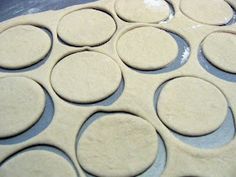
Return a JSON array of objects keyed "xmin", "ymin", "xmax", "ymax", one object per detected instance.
[{"xmin": 0, "ymin": 0, "xmax": 97, "ymax": 22}]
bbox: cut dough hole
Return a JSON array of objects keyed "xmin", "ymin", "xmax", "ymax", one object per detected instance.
[
  {"xmin": 0, "ymin": 147, "xmax": 77, "ymax": 177},
  {"xmin": 51, "ymin": 51, "xmax": 122, "ymax": 103},
  {"xmin": 57, "ymin": 9, "xmax": 116, "ymax": 46},
  {"xmin": 77, "ymin": 113, "xmax": 158, "ymax": 177},
  {"xmin": 115, "ymin": 0, "xmax": 170, "ymax": 23},
  {"xmin": 0, "ymin": 77, "xmax": 46, "ymax": 138},
  {"xmin": 157, "ymin": 77, "xmax": 228, "ymax": 136},
  {"xmin": 202, "ymin": 32, "xmax": 236, "ymax": 74},
  {"xmin": 117, "ymin": 27, "xmax": 178, "ymax": 71},
  {"xmin": 0, "ymin": 25, "xmax": 51, "ymax": 69},
  {"xmin": 180, "ymin": 0, "xmax": 233, "ymax": 25}
]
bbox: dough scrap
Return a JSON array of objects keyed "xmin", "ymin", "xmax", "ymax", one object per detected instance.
[
  {"xmin": 77, "ymin": 113, "xmax": 158, "ymax": 177},
  {"xmin": 202, "ymin": 32, "xmax": 236, "ymax": 74},
  {"xmin": 0, "ymin": 25, "xmax": 51, "ymax": 69},
  {"xmin": 117, "ymin": 27, "xmax": 178, "ymax": 70},
  {"xmin": 0, "ymin": 77, "xmax": 45, "ymax": 138},
  {"xmin": 0, "ymin": 149, "xmax": 77, "ymax": 177},
  {"xmin": 57, "ymin": 9, "xmax": 116, "ymax": 46},
  {"xmin": 51, "ymin": 51, "xmax": 122, "ymax": 103},
  {"xmin": 180, "ymin": 0, "xmax": 233, "ymax": 25},
  {"xmin": 157, "ymin": 77, "xmax": 228, "ymax": 136},
  {"xmin": 115, "ymin": 0, "xmax": 170, "ymax": 23}
]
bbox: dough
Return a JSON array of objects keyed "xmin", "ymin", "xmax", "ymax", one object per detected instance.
[
  {"xmin": 57, "ymin": 9, "xmax": 116, "ymax": 46},
  {"xmin": 0, "ymin": 25, "xmax": 51, "ymax": 69},
  {"xmin": 157, "ymin": 77, "xmax": 228, "ymax": 136},
  {"xmin": 51, "ymin": 51, "xmax": 122, "ymax": 103},
  {"xmin": 115, "ymin": 0, "xmax": 170, "ymax": 23},
  {"xmin": 117, "ymin": 27, "xmax": 178, "ymax": 70},
  {"xmin": 0, "ymin": 149, "xmax": 77, "ymax": 177},
  {"xmin": 0, "ymin": 77, "xmax": 45, "ymax": 138},
  {"xmin": 77, "ymin": 113, "xmax": 158, "ymax": 177},
  {"xmin": 202, "ymin": 32, "xmax": 236, "ymax": 74},
  {"xmin": 180, "ymin": 0, "xmax": 233, "ymax": 25}
]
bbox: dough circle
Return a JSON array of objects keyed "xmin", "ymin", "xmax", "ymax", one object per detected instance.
[
  {"xmin": 202, "ymin": 32, "xmax": 236, "ymax": 74},
  {"xmin": 0, "ymin": 25, "xmax": 51, "ymax": 69},
  {"xmin": 0, "ymin": 77, "xmax": 46, "ymax": 138},
  {"xmin": 180, "ymin": 0, "xmax": 233, "ymax": 25},
  {"xmin": 77, "ymin": 113, "xmax": 158, "ymax": 177},
  {"xmin": 0, "ymin": 149, "xmax": 77, "ymax": 177},
  {"xmin": 157, "ymin": 77, "xmax": 228, "ymax": 136},
  {"xmin": 51, "ymin": 51, "xmax": 122, "ymax": 103},
  {"xmin": 115, "ymin": 0, "xmax": 170, "ymax": 23},
  {"xmin": 57, "ymin": 9, "xmax": 116, "ymax": 46},
  {"xmin": 117, "ymin": 27, "xmax": 178, "ymax": 70}
]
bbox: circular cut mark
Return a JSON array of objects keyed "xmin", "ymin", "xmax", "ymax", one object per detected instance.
[
  {"xmin": 180, "ymin": 0, "xmax": 233, "ymax": 25},
  {"xmin": 0, "ymin": 25, "xmax": 51, "ymax": 69},
  {"xmin": 115, "ymin": 0, "xmax": 170, "ymax": 23},
  {"xmin": 51, "ymin": 51, "xmax": 122, "ymax": 103},
  {"xmin": 77, "ymin": 113, "xmax": 158, "ymax": 177},
  {"xmin": 202, "ymin": 32, "xmax": 236, "ymax": 74},
  {"xmin": 157, "ymin": 77, "xmax": 228, "ymax": 136},
  {"xmin": 0, "ymin": 150, "xmax": 77, "ymax": 177},
  {"xmin": 57, "ymin": 9, "xmax": 116, "ymax": 46},
  {"xmin": 117, "ymin": 27, "xmax": 178, "ymax": 70},
  {"xmin": 0, "ymin": 77, "xmax": 45, "ymax": 138}
]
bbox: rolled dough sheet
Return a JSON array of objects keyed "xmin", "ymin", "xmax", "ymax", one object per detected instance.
[{"xmin": 0, "ymin": 0, "xmax": 236, "ymax": 177}]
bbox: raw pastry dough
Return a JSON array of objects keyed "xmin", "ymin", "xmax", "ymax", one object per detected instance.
[
  {"xmin": 77, "ymin": 113, "xmax": 158, "ymax": 177},
  {"xmin": 0, "ymin": 77, "xmax": 45, "ymax": 138},
  {"xmin": 157, "ymin": 77, "xmax": 228, "ymax": 136},
  {"xmin": 0, "ymin": 25, "xmax": 51, "ymax": 69},
  {"xmin": 115, "ymin": 0, "xmax": 170, "ymax": 23},
  {"xmin": 0, "ymin": 149, "xmax": 77, "ymax": 177},
  {"xmin": 202, "ymin": 32, "xmax": 236, "ymax": 74},
  {"xmin": 117, "ymin": 26, "xmax": 178, "ymax": 70},
  {"xmin": 57, "ymin": 9, "xmax": 116, "ymax": 46},
  {"xmin": 180, "ymin": 0, "xmax": 233, "ymax": 25},
  {"xmin": 51, "ymin": 51, "xmax": 122, "ymax": 103}
]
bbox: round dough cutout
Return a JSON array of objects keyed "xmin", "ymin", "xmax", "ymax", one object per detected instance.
[
  {"xmin": 57, "ymin": 9, "xmax": 116, "ymax": 46},
  {"xmin": 115, "ymin": 0, "xmax": 170, "ymax": 23},
  {"xmin": 157, "ymin": 77, "xmax": 228, "ymax": 136},
  {"xmin": 180, "ymin": 0, "xmax": 233, "ymax": 25},
  {"xmin": 0, "ymin": 25, "xmax": 51, "ymax": 69},
  {"xmin": 117, "ymin": 27, "xmax": 178, "ymax": 70},
  {"xmin": 202, "ymin": 32, "xmax": 236, "ymax": 73},
  {"xmin": 0, "ymin": 77, "xmax": 46, "ymax": 138},
  {"xmin": 0, "ymin": 149, "xmax": 77, "ymax": 177},
  {"xmin": 77, "ymin": 113, "xmax": 158, "ymax": 177},
  {"xmin": 51, "ymin": 51, "xmax": 122, "ymax": 103}
]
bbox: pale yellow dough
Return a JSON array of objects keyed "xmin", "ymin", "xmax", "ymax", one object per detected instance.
[
  {"xmin": 57, "ymin": 9, "xmax": 116, "ymax": 46},
  {"xmin": 180, "ymin": 0, "xmax": 233, "ymax": 25},
  {"xmin": 0, "ymin": 25, "xmax": 51, "ymax": 69},
  {"xmin": 0, "ymin": 149, "xmax": 77, "ymax": 177},
  {"xmin": 77, "ymin": 113, "xmax": 158, "ymax": 177},
  {"xmin": 0, "ymin": 77, "xmax": 45, "ymax": 138},
  {"xmin": 117, "ymin": 26, "xmax": 178, "ymax": 70},
  {"xmin": 115, "ymin": 0, "xmax": 170, "ymax": 23},
  {"xmin": 202, "ymin": 32, "xmax": 236, "ymax": 74},
  {"xmin": 157, "ymin": 77, "xmax": 228, "ymax": 136},
  {"xmin": 51, "ymin": 51, "xmax": 122, "ymax": 103}
]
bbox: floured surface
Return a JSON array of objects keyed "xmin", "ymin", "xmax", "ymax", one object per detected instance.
[{"xmin": 0, "ymin": 0, "xmax": 236, "ymax": 177}]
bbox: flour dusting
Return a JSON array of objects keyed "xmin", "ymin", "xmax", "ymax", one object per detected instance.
[
  {"xmin": 181, "ymin": 47, "xmax": 190, "ymax": 64},
  {"xmin": 144, "ymin": 0, "xmax": 165, "ymax": 9}
]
